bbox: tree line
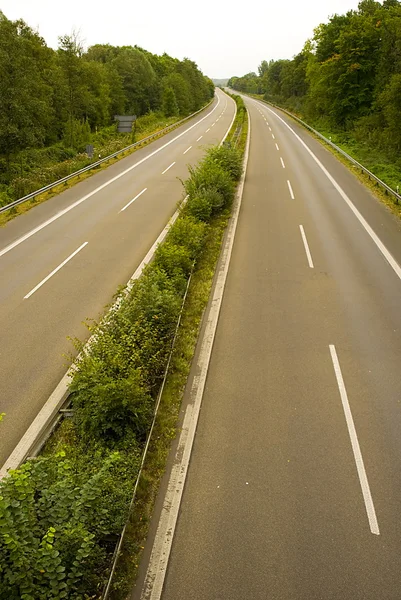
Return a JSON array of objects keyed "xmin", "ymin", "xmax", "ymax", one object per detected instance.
[
  {"xmin": 228, "ymin": 0, "xmax": 401, "ymax": 152},
  {"xmin": 0, "ymin": 11, "xmax": 214, "ymax": 174}
]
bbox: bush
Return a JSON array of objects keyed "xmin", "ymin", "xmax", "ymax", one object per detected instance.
[
  {"xmin": 154, "ymin": 241, "xmax": 193, "ymax": 282},
  {"xmin": 167, "ymin": 216, "xmax": 208, "ymax": 260},
  {"xmin": 205, "ymin": 146, "xmax": 242, "ymax": 182},
  {"xmin": 72, "ymin": 369, "xmax": 153, "ymax": 444},
  {"xmin": 186, "ymin": 188, "xmax": 225, "ymax": 221},
  {"xmin": 184, "ymin": 158, "xmax": 235, "ymax": 208},
  {"xmin": 0, "ymin": 143, "xmax": 244, "ymax": 598},
  {"xmin": 0, "ymin": 446, "xmax": 141, "ymax": 599}
]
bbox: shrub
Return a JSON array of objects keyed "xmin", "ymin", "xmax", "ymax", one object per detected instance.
[
  {"xmin": 167, "ymin": 216, "xmax": 208, "ymax": 260},
  {"xmin": 72, "ymin": 369, "xmax": 153, "ymax": 444},
  {"xmin": 0, "ymin": 446, "xmax": 141, "ymax": 600},
  {"xmin": 205, "ymin": 146, "xmax": 243, "ymax": 182},
  {"xmin": 0, "ymin": 141, "xmax": 245, "ymax": 598},
  {"xmin": 184, "ymin": 158, "xmax": 235, "ymax": 208},
  {"xmin": 186, "ymin": 188, "xmax": 225, "ymax": 221}
]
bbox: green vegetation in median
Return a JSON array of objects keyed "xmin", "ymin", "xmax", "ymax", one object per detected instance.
[
  {"xmin": 0, "ymin": 97, "xmax": 246, "ymax": 598},
  {"xmin": 228, "ymin": 0, "xmax": 401, "ymax": 198}
]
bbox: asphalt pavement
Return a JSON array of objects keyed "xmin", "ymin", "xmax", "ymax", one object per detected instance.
[
  {"xmin": 0, "ymin": 89, "xmax": 236, "ymax": 466},
  {"xmin": 136, "ymin": 94, "xmax": 401, "ymax": 599}
]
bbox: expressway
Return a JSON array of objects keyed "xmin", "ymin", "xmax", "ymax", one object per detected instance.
[
  {"xmin": 136, "ymin": 94, "xmax": 401, "ymax": 599},
  {"xmin": 0, "ymin": 88, "xmax": 236, "ymax": 467}
]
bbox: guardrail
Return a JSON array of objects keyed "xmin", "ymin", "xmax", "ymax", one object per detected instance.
[
  {"xmin": 0, "ymin": 99, "xmax": 214, "ymax": 215},
  {"xmin": 250, "ymin": 96, "xmax": 401, "ymax": 205}
]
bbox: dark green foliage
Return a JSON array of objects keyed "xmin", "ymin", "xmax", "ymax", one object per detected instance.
[
  {"xmin": 229, "ymin": 0, "xmax": 401, "ymax": 155},
  {"xmin": 0, "ymin": 144, "xmax": 241, "ymax": 598},
  {"xmin": 162, "ymin": 86, "xmax": 179, "ymax": 117},
  {"xmin": 184, "ymin": 160, "xmax": 235, "ymax": 208},
  {"xmin": 186, "ymin": 189, "xmax": 224, "ymax": 222},
  {"xmin": 205, "ymin": 146, "xmax": 243, "ymax": 182},
  {"xmin": 0, "ymin": 11, "xmax": 214, "ymax": 203},
  {"xmin": 0, "ymin": 446, "xmax": 141, "ymax": 599}
]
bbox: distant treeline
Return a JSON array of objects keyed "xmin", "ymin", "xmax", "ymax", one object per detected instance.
[
  {"xmin": 0, "ymin": 11, "xmax": 214, "ymax": 169},
  {"xmin": 228, "ymin": 0, "xmax": 401, "ymax": 152}
]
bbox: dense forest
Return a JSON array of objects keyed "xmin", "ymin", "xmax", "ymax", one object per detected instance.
[
  {"xmin": 0, "ymin": 11, "xmax": 214, "ymax": 206},
  {"xmin": 228, "ymin": 0, "xmax": 401, "ymax": 156}
]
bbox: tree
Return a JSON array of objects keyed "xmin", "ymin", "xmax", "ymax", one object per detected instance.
[
  {"xmin": 162, "ymin": 86, "xmax": 179, "ymax": 117},
  {"xmin": 0, "ymin": 12, "xmax": 53, "ymax": 169}
]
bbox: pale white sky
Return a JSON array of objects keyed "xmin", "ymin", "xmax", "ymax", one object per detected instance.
[{"xmin": 2, "ymin": 0, "xmax": 362, "ymax": 78}]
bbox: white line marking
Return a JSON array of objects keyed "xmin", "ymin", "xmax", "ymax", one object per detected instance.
[
  {"xmin": 252, "ymin": 98, "xmax": 401, "ymax": 283},
  {"xmin": 24, "ymin": 242, "xmax": 88, "ymax": 299},
  {"xmin": 269, "ymin": 126, "xmax": 272, "ymax": 131},
  {"xmin": 161, "ymin": 162, "xmax": 175, "ymax": 175},
  {"xmin": 275, "ymin": 143, "xmax": 279, "ymax": 151},
  {"xmin": 120, "ymin": 187, "xmax": 147, "ymax": 212},
  {"xmin": 206, "ymin": 128, "xmax": 211, "ymax": 132},
  {"xmin": 287, "ymin": 180, "xmax": 295, "ymax": 199},
  {"xmin": 140, "ymin": 109, "xmax": 251, "ymax": 600},
  {"xmin": 280, "ymin": 157, "xmax": 285, "ymax": 169},
  {"xmin": 196, "ymin": 136, "xmax": 203, "ymax": 141},
  {"xmin": 272, "ymin": 134, "xmax": 275, "ymax": 140},
  {"xmin": 183, "ymin": 146, "xmax": 192, "ymax": 155},
  {"xmin": 212, "ymin": 123, "xmax": 215, "ymax": 127},
  {"xmin": 220, "ymin": 94, "xmax": 238, "ymax": 145},
  {"xmin": 299, "ymin": 225, "xmax": 314, "ymax": 268},
  {"xmin": 0, "ymin": 93, "xmax": 237, "ymax": 480},
  {"xmin": 329, "ymin": 345, "xmax": 380, "ymax": 535},
  {"xmin": 0, "ymin": 95, "xmax": 222, "ymax": 260}
]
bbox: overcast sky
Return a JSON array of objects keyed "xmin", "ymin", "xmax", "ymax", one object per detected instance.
[{"xmin": 2, "ymin": 0, "xmax": 362, "ymax": 78}]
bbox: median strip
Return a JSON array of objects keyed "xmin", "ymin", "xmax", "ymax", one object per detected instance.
[{"xmin": 0, "ymin": 92, "xmax": 246, "ymax": 600}]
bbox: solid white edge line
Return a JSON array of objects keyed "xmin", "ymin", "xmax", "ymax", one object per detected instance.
[
  {"xmin": 0, "ymin": 93, "xmax": 223, "ymax": 260},
  {"xmin": 120, "ymin": 187, "xmax": 147, "ymax": 212},
  {"xmin": 287, "ymin": 179, "xmax": 295, "ymax": 200},
  {"xmin": 24, "ymin": 242, "xmax": 88, "ymax": 299},
  {"xmin": 280, "ymin": 157, "xmax": 285, "ymax": 169},
  {"xmin": 140, "ymin": 106, "xmax": 248, "ymax": 600},
  {"xmin": 220, "ymin": 94, "xmax": 237, "ymax": 145},
  {"xmin": 161, "ymin": 162, "xmax": 176, "ymax": 175},
  {"xmin": 0, "ymin": 93, "xmax": 238, "ymax": 479},
  {"xmin": 329, "ymin": 345, "xmax": 380, "ymax": 535},
  {"xmin": 299, "ymin": 225, "xmax": 314, "ymax": 268},
  {"xmin": 196, "ymin": 136, "xmax": 203, "ymax": 141},
  {"xmin": 252, "ymin": 98, "xmax": 401, "ymax": 283},
  {"xmin": 183, "ymin": 146, "xmax": 192, "ymax": 155}
]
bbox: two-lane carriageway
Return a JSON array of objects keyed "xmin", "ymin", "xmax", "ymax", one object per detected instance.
[
  {"xmin": 0, "ymin": 89, "xmax": 236, "ymax": 467},
  {"xmin": 136, "ymin": 93, "xmax": 401, "ymax": 600}
]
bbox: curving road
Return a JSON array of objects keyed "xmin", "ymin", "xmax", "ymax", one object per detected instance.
[
  {"xmin": 0, "ymin": 89, "xmax": 236, "ymax": 467},
  {"xmin": 136, "ymin": 94, "xmax": 401, "ymax": 599}
]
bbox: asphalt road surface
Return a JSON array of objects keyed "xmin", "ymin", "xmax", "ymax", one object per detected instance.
[
  {"xmin": 0, "ymin": 89, "xmax": 236, "ymax": 466},
  {"xmin": 138, "ymin": 94, "xmax": 401, "ymax": 599}
]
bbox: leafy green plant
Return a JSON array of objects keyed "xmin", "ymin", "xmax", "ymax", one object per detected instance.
[{"xmin": 0, "ymin": 143, "xmax": 244, "ymax": 599}]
